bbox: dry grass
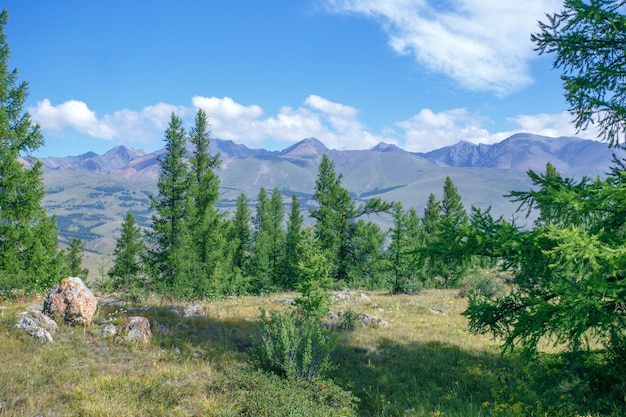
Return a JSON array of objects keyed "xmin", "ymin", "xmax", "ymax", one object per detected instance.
[{"xmin": 0, "ymin": 289, "xmax": 623, "ymax": 416}]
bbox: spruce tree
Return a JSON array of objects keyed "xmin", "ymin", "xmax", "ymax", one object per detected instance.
[
  {"xmin": 188, "ymin": 108, "xmax": 229, "ymax": 296},
  {"xmin": 268, "ymin": 187, "xmax": 286, "ymax": 288},
  {"xmin": 310, "ymin": 154, "xmax": 355, "ymax": 282},
  {"xmin": 438, "ymin": 176, "xmax": 469, "ymax": 285},
  {"xmin": 145, "ymin": 113, "xmax": 194, "ymax": 295},
  {"xmin": 231, "ymin": 192, "xmax": 252, "ymax": 273},
  {"xmin": 250, "ymin": 187, "xmax": 273, "ymax": 293},
  {"xmin": 108, "ymin": 210, "xmax": 144, "ymax": 290},
  {"xmin": 65, "ymin": 238, "xmax": 89, "ymax": 279},
  {"xmin": 283, "ymin": 193, "xmax": 304, "ymax": 290},
  {"xmin": 388, "ymin": 203, "xmax": 422, "ymax": 293},
  {"xmin": 0, "ymin": 10, "xmax": 63, "ymax": 293},
  {"xmin": 311, "ymin": 154, "xmax": 391, "ymax": 283}
]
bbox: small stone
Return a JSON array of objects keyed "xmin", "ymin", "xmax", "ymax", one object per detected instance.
[
  {"xmin": 120, "ymin": 316, "xmax": 152, "ymax": 344},
  {"xmin": 183, "ymin": 304, "xmax": 205, "ymax": 318},
  {"xmin": 100, "ymin": 324, "xmax": 117, "ymax": 337}
]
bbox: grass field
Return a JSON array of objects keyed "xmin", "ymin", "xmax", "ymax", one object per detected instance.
[{"xmin": 1, "ymin": 289, "xmax": 623, "ymax": 416}]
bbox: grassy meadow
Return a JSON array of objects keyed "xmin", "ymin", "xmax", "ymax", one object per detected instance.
[{"xmin": 1, "ymin": 287, "xmax": 623, "ymax": 416}]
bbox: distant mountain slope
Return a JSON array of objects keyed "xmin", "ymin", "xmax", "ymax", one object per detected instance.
[
  {"xmin": 40, "ymin": 145, "xmax": 147, "ymax": 173},
  {"xmin": 417, "ymin": 133, "xmax": 621, "ymax": 176}
]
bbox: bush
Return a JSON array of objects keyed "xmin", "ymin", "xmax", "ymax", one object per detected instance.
[
  {"xmin": 257, "ymin": 308, "xmax": 337, "ymax": 382},
  {"xmin": 225, "ymin": 367, "xmax": 358, "ymax": 417},
  {"xmin": 339, "ymin": 308, "xmax": 360, "ymax": 331},
  {"xmin": 458, "ymin": 270, "xmax": 506, "ymax": 299}
]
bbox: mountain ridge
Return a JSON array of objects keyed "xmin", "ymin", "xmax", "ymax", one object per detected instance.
[{"xmin": 40, "ymin": 133, "xmax": 620, "ymax": 180}]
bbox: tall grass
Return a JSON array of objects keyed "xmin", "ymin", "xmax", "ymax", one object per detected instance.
[{"xmin": 0, "ymin": 289, "xmax": 623, "ymax": 416}]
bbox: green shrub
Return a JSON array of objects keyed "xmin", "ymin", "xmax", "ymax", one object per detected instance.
[
  {"xmin": 257, "ymin": 308, "xmax": 337, "ymax": 382},
  {"xmin": 225, "ymin": 367, "xmax": 358, "ymax": 417},
  {"xmin": 459, "ymin": 270, "xmax": 506, "ymax": 299},
  {"xmin": 339, "ymin": 308, "xmax": 360, "ymax": 331}
]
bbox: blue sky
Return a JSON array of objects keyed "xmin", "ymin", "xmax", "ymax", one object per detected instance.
[{"xmin": 5, "ymin": 0, "xmax": 594, "ymax": 157}]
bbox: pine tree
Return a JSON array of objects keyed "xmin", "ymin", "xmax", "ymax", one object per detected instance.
[
  {"xmin": 0, "ymin": 10, "xmax": 63, "ymax": 293},
  {"xmin": 283, "ymin": 193, "xmax": 304, "ymax": 290},
  {"xmin": 250, "ymin": 187, "xmax": 273, "ymax": 293},
  {"xmin": 145, "ymin": 113, "xmax": 194, "ymax": 295},
  {"xmin": 438, "ymin": 176, "xmax": 469, "ymax": 285},
  {"xmin": 311, "ymin": 154, "xmax": 391, "ymax": 283},
  {"xmin": 108, "ymin": 210, "xmax": 144, "ymax": 290},
  {"xmin": 231, "ymin": 192, "xmax": 252, "ymax": 273},
  {"xmin": 388, "ymin": 203, "xmax": 422, "ymax": 293},
  {"xmin": 188, "ymin": 108, "xmax": 229, "ymax": 296},
  {"xmin": 65, "ymin": 238, "xmax": 89, "ymax": 279},
  {"xmin": 268, "ymin": 187, "xmax": 286, "ymax": 287}
]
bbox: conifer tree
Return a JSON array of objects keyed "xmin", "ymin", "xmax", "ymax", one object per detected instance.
[
  {"xmin": 188, "ymin": 109, "xmax": 229, "ymax": 295},
  {"xmin": 231, "ymin": 192, "xmax": 252, "ymax": 273},
  {"xmin": 467, "ymin": 1, "xmax": 626, "ymax": 363},
  {"xmin": 108, "ymin": 210, "xmax": 144, "ymax": 289},
  {"xmin": 388, "ymin": 203, "xmax": 422, "ymax": 293},
  {"xmin": 145, "ymin": 113, "xmax": 194, "ymax": 294},
  {"xmin": 438, "ymin": 176, "xmax": 469, "ymax": 285},
  {"xmin": 250, "ymin": 187, "xmax": 273, "ymax": 293},
  {"xmin": 0, "ymin": 10, "xmax": 63, "ymax": 293},
  {"xmin": 311, "ymin": 154, "xmax": 391, "ymax": 283},
  {"xmin": 283, "ymin": 193, "xmax": 304, "ymax": 290},
  {"xmin": 65, "ymin": 238, "xmax": 89, "ymax": 279},
  {"xmin": 268, "ymin": 187, "xmax": 286, "ymax": 287}
]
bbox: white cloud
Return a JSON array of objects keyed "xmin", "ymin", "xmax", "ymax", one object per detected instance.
[
  {"xmin": 32, "ymin": 99, "xmax": 116, "ymax": 139},
  {"xmin": 31, "ymin": 95, "xmax": 590, "ymax": 154},
  {"xmin": 192, "ymin": 96, "xmax": 263, "ymax": 120},
  {"xmin": 30, "ymin": 99, "xmax": 187, "ymax": 145},
  {"xmin": 192, "ymin": 94, "xmax": 384, "ymax": 150},
  {"xmin": 323, "ymin": 0, "xmax": 562, "ymax": 95},
  {"xmin": 394, "ymin": 108, "xmax": 598, "ymax": 153},
  {"xmin": 397, "ymin": 108, "xmax": 494, "ymax": 152}
]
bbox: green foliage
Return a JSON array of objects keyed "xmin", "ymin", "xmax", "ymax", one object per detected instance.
[
  {"xmin": 64, "ymin": 238, "xmax": 89, "ymax": 279},
  {"xmin": 294, "ymin": 227, "xmax": 333, "ymax": 319},
  {"xmin": 230, "ymin": 192, "xmax": 252, "ymax": 273},
  {"xmin": 0, "ymin": 10, "xmax": 63, "ymax": 293},
  {"xmin": 225, "ymin": 368, "xmax": 357, "ymax": 417},
  {"xmin": 257, "ymin": 308, "xmax": 337, "ymax": 382},
  {"xmin": 282, "ymin": 193, "xmax": 304, "ymax": 290},
  {"xmin": 532, "ymin": 0, "xmax": 626, "ymax": 147},
  {"xmin": 339, "ymin": 308, "xmax": 360, "ymax": 331},
  {"xmin": 311, "ymin": 154, "xmax": 392, "ymax": 284},
  {"xmin": 108, "ymin": 210, "xmax": 145, "ymax": 291},
  {"xmin": 187, "ymin": 109, "xmax": 232, "ymax": 296},
  {"xmin": 145, "ymin": 113, "xmax": 195, "ymax": 296},
  {"xmin": 387, "ymin": 203, "xmax": 424, "ymax": 294},
  {"xmin": 465, "ymin": 164, "xmax": 626, "ymax": 358},
  {"xmin": 419, "ymin": 177, "xmax": 471, "ymax": 287}
]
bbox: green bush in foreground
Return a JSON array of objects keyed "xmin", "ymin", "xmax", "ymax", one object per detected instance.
[{"xmin": 257, "ymin": 308, "xmax": 337, "ymax": 382}]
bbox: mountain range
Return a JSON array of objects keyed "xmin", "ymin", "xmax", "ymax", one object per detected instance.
[
  {"xmin": 39, "ymin": 133, "xmax": 623, "ymax": 257},
  {"xmin": 40, "ymin": 133, "xmax": 618, "ymax": 180}
]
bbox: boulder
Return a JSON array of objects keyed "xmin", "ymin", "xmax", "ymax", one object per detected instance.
[
  {"xmin": 19, "ymin": 311, "xmax": 58, "ymax": 333},
  {"xmin": 16, "ymin": 314, "xmax": 54, "ymax": 343},
  {"xmin": 43, "ymin": 277, "xmax": 97, "ymax": 326},
  {"xmin": 120, "ymin": 316, "xmax": 152, "ymax": 344}
]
